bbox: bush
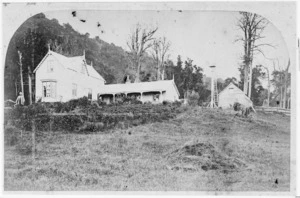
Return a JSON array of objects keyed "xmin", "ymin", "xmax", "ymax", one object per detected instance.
[
  {"xmin": 233, "ymin": 102, "xmax": 241, "ymax": 111},
  {"xmin": 4, "ymin": 126, "xmax": 20, "ymax": 146},
  {"xmin": 53, "ymin": 102, "xmax": 64, "ymax": 113},
  {"xmin": 6, "ymin": 99, "xmax": 183, "ymax": 133},
  {"xmin": 162, "ymin": 100, "xmax": 171, "ymax": 105},
  {"xmin": 187, "ymin": 91, "xmax": 199, "ymax": 106},
  {"xmin": 52, "ymin": 114, "xmax": 86, "ymax": 131},
  {"xmin": 122, "ymin": 96, "xmax": 143, "ymax": 104},
  {"xmin": 78, "ymin": 121, "xmax": 104, "ymax": 132},
  {"xmin": 16, "ymin": 139, "xmax": 33, "ymax": 155},
  {"xmin": 97, "ymin": 100, "xmax": 107, "ymax": 106},
  {"xmin": 173, "ymin": 100, "xmax": 182, "ymax": 107}
]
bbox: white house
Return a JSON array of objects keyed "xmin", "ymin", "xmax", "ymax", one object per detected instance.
[
  {"xmin": 218, "ymin": 82, "xmax": 253, "ymax": 108},
  {"xmin": 99, "ymin": 79, "xmax": 180, "ymax": 104},
  {"xmin": 33, "ymin": 49, "xmax": 106, "ymax": 102}
]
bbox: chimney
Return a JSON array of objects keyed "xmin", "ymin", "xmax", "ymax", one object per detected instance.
[{"xmin": 125, "ymin": 75, "xmax": 131, "ymax": 84}]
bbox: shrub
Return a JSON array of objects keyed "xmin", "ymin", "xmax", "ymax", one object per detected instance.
[
  {"xmin": 233, "ymin": 102, "xmax": 241, "ymax": 111},
  {"xmin": 122, "ymin": 96, "xmax": 143, "ymax": 104},
  {"xmin": 54, "ymin": 96, "xmax": 92, "ymax": 113},
  {"xmin": 91, "ymin": 101, "xmax": 100, "ymax": 108},
  {"xmin": 4, "ymin": 126, "xmax": 20, "ymax": 146},
  {"xmin": 16, "ymin": 139, "xmax": 33, "ymax": 155},
  {"xmin": 97, "ymin": 100, "xmax": 107, "ymax": 106},
  {"xmin": 53, "ymin": 102, "xmax": 64, "ymax": 113},
  {"xmin": 52, "ymin": 115, "xmax": 85, "ymax": 131},
  {"xmin": 173, "ymin": 100, "xmax": 182, "ymax": 107},
  {"xmin": 187, "ymin": 91, "xmax": 199, "ymax": 106},
  {"xmin": 78, "ymin": 122, "xmax": 104, "ymax": 132},
  {"xmin": 6, "ymin": 100, "xmax": 183, "ymax": 133},
  {"xmin": 162, "ymin": 100, "xmax": 171, "ymax": 105}
]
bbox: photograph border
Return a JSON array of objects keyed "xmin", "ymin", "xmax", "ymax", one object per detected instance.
[{"xmin": 1, "ymin": 1, "xmax": 298, "ymax": 196}]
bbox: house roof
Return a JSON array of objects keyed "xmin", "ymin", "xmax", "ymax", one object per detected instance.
[
  {"xmin": 99, "ymin": 80, "xmax": 180, "ymax": 96},
  {"xmin": 219, "ymin": 82, "xmax": 244, "ymax": 95},
  {"xmin": 219, "ymin": 82, "xmax": 252, "ymax": 103},
  {"xmin": 33, "ymin": 50, "xmax": 105, "ymax": 82}
]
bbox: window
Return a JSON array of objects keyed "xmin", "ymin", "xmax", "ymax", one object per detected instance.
[
  {"xmin": 72, "ymin": 84, "xmax": 77, "ymax": 97},
  {"xmin": 87, "ymin": 88, "xmax": 92, "ymax": 100},
  {"xmin": 47, "ymin": 60, "xmax": 54, "ymax": 73},
  {"xmin": 42, "ymin": 81, "xmax": 56, "ymax": 98}
]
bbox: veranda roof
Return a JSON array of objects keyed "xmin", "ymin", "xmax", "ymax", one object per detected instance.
[{"xmin": 99, "ymin": 80, "xmax": 179, "ymax": 95}]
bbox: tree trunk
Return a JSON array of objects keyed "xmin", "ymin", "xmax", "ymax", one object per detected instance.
[
  {"xmin": 283, "ymin": 60, "xmax": 290, "ymax": 109},
  {"xmin": 243, "ymin": 65, "xmax": 248, "ymax": 95},
  {"xmin": 282, "ymin": 72, "xmax": 288, "ymax": 109},
  {"xmin": 157, "ymin": 62, "xmax": 161, "ymax": 81},
  {"xmin": 161, "ymin": 68, "xmax": 165, "ymax": 81},
  {"xmin": 28, "ymin": 73, "xmax": 32, "ymax": 105},
  {"xmin": 18, "ymin": 51, "xmax": 24, "ymax": 96},
  {"xmin": 28, "ymin": 31, "xmax": 35, "ymax": 105},
  {"xmin": 15, "ymin": 81, "xmax": 18, "ymax": 96},
  {"xmin": 267, "ymin": 74, "xmax": 270, "ymax": 107},
  {"xmin": 135, "ymin": 60, "xmax": 141, "ymax": 83},
  {"xmin": 280, "ymin": 86, "xmax": 283, "ymax": 108},
  {"xmin": 248, "ymin": 65, "xmax": 252, "ymax": 98}
]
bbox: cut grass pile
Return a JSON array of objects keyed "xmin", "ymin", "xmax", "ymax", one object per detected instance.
[
  {"xmin": 166, "ymin": 140, "xmax": 247, "ymax": 172},
  {"xmin": 4, "ymin": 107, "xmax": 290, "ymax": 191}
]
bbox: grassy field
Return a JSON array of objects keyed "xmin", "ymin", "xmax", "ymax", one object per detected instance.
[{"xmin": 4, "ymin": 107, "xmax": 290, "ymax": 191}]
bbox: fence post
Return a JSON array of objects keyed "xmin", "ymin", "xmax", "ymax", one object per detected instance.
[
  {"xmin": 31, "ymin": 119, "xmax": 36, "ymax": 160},
  {"xmin": 50, "ymin": 116, "xmax": 53, "ymax": 132}
]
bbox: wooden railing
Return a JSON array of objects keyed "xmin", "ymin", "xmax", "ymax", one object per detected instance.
[{"xmin": 255, "ymin": 106, "xmax": 291, "ymax": 116}]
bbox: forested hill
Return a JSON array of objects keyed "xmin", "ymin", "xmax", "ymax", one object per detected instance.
[{"xmin": 4, "ymin": 13, "xmax": 156, "ymax": 100}]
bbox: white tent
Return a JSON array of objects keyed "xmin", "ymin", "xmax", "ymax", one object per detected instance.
[{"xmin": 218, "ymin": 82, "xmax": 253, "ymax": 109}]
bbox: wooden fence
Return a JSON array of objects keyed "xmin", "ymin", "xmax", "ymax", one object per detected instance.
[{"xmin": 255, "ymin": 106, "xmax": 291, "ymax": 116}]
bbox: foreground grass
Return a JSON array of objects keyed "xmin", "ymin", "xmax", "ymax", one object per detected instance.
[{"xmin": 4, "ymin": 108, "xmax": 290, "ymax": 191}]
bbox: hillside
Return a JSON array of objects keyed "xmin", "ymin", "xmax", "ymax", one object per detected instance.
[
  {"xmin": 4, "ymin": 107, "xmax": 290, "ymax": 191},
  {"xmin": 4, "ymin": 13, "xmax": 156, "ymax": 101}
]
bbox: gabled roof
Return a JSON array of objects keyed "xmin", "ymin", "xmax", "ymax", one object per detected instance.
[
  {"xmin": 33, "ymin": 50, "xmax": 105, "ymax": 82},
  {"xmin": 219, "ymin": 82, "xmax": 244, "ymax": 96},
  {"xmin": 219, "ymin": 82, "xmax": 252, "ymax": 104},
  {"xmin": 99, "ymin": 80, "xmax": 180, "ymax": 96},
  {"xmin": 219, "ymin": 82, "xmax": 252, "ymax": 103}
]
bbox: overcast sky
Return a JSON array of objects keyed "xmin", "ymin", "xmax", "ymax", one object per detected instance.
[{"xmin": 45, "ymin": 10, "xmax": 289, "ymax": 82}]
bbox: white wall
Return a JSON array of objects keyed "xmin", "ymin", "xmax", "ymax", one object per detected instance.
[
  {"xmin": 219, "ymin": 91, "xmax": 252, "ymax": 108},
  {"xmin": 164, "ymin": 82, "xmax": 179, "ymax": 101}
]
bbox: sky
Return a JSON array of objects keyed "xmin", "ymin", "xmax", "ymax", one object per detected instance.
[{"xmin": 45, "ymin": 10, "xmax": 289, "ymax": 83}]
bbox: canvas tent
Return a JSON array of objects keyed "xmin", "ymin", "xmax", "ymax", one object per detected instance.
[{"xmin": 218, "ymin": 82, "xmax": 253, "ymax": 109}]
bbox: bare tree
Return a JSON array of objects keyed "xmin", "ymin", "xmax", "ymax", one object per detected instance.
[
  {"xmin": 151, "ymin": 37, "xmax": 171, "ymax": 81},
  {"xmin": 283, "ymin": 59, "xmax": 290, "ymax": 109},
  {"xmin": 271, "ymin": 59, "xmax": 290, "ymax": 109},
  {"xmin": 259, "ymin": 65, "xmax": 270, "ymax": 106},
  {"xmin": 17, "ymin": 51, "xmax": 24, "ymax": 98},
  {"xmin": 27, "ymin": 29, "xmax": 37, "ymax": 105},
  {"xmin": 127, "ymin": 24, "xmax": 158, "ymax": 82},
  {"xmin": 236, "ymin": 12, "xmax": 271, "ymax": 98}
]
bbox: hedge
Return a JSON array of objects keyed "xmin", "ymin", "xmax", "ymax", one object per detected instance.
[{"xmin": 5, "ymin": 98, "xmax": 184, "ymax": 133}]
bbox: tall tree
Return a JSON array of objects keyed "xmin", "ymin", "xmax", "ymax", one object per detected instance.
[
  {"xmin": 250, "ymin": 65, "xmax": 266, "ymax": 106},
  {"xmin": 17, "ymin": 51, "xmax": 24, "ymax": 99},
  {"xmin": 257, "ymin": 64, "xmax": 271, "ymax": 106},
  {"xmin": 126, "ymin": 24, "xmax": 158, "ymax": 82},
  {"xmin": 181, "ymin": 58, "xmax": 203, "ymax": 98},
  {"xmin": 223, "ymin": 77, "xmax": 238, "ymax": 88},
  {"xmin": 236, "ymin": 12, "xmax": 269, "ymax": 98},
  {"xmin": 271, "ymin": 60, "xmax": 291, "ymax": 108},
  {"xmin": 151, "ymin": 37, "xmax": 171, "ymax": 80},
  {"xmin": 283, "ymin": 59, "xmax": 290, "ymax": 109}
]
